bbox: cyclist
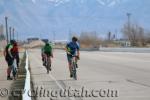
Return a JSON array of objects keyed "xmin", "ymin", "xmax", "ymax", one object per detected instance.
[
  {"xmin": 66, "ymin": 36, "xmax": 80, "ymax": 78},
  {"xmin": 4, "ymin": 40, "xmax": 15, "ymax": 80},
  {"xmin": 41, "ymin": 41, "xmax": 53, "ymax": 71},
  {"xmin": 12, "ymin": 41, "xmax": 20, "ymax": 68}
]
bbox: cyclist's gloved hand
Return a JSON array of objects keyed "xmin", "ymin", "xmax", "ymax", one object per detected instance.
[
  {"xmin": 67, "ymin": 52, "xmax": 71, "ymax": 55},
  {"xmin": 77, "ymin": 55, "xmax": 80, "ymax": 60},
  {"xmin": 10, "ymin": 56, "xmax": 14, "ymax": 60}
]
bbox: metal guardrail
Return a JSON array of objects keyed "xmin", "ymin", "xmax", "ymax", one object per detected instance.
[
  {"xmin": 23, "ymin": 51, "xmax": 31, "ymax": 100},
  {"xmin": 99, "ymin": 47, "xmax": 150, "ymax": 53}
]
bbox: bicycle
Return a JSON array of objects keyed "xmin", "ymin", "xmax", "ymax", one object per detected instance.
[
  {"xmin": 69, "ymin": 54, "xmax": 78, "ymax": 80},
  {"xmin": 44, "ymin": 55, "xmax": 51, "ymax": 74}
]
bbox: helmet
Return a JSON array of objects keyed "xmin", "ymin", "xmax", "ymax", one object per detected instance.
[
  {"xmin": 10, "ymin": 40, "xmax": 16, "ymax": 44},
  {"xmin": 72, "ymin": 36, "xmax": 78, "ymax": 42}
]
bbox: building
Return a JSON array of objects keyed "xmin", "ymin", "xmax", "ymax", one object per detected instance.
[{"xmin": 27, "ymin": 38, "xmax": 39, "ymax": 43}]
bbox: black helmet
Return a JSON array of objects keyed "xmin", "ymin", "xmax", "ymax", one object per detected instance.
[
  {"xmin": 72, "ymin": 36, "xmax": 78, "ymax": 42},
  {"xmin": 10, "ymin": 40, "xmax": 15, "ymax": 44}
]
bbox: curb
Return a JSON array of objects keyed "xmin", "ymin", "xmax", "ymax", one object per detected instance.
[{"xmin": 22, "ymin": 51, "xmax": 31, "ymax": 100}]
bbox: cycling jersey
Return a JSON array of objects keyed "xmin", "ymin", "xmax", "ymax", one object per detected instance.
[
  {"xmin": 5, "ymin": 43, "xmax": 14, "ymax": 66},
  {"xmin": 43, "ymin": 44, "xmax": 52, "ymax": 56},
  {"xmin": 66, "ymin": 42, "xmax": 80, "ymax": 55}
]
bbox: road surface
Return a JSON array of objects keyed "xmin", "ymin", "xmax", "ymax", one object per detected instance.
[{"xmin": 28, "ymin": 49, "xmax": 150, "ymax": 100}]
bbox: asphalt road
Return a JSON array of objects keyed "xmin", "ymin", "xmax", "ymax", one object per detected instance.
[{"xmin": 28, "ymin": 49, "xmax": 150, "ymax": 100}]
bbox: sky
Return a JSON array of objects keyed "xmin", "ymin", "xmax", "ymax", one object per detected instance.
[{"xmin": 0, "ymin": 0, "xmax": 150, "ymax": 40}]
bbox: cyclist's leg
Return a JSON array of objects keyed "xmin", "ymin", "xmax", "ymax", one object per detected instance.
[
  {"xmin": 75, "ymin": 57, "xmax": 77, "ymax": 67},
  {"xmin": 47, "ymin": 54, "xmax": 51, "ymax": 71},
  {"xmin": 67, "ymin": 54, "xmax": 73, "ymax": 77},
  {"xmin": 45, "ymin": 54, "xmax": 48, "ymax": 66},
  {"xmin": 12, "ymin": 59, "xmax": 17, "ymax": 80},
  {"xmin": 16, "ymin": 54, "xmax": 20, "ymax": 68},
  {"xmin": 42, "ymin": 53, "xmax": 46, "ymax": 66},
  {"xmin": 6, "ymin": 57, "xmax": 13, "ymax": 80}
]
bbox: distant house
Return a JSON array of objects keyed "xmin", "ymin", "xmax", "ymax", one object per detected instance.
[
  {"xmin": 27, "ymin": 38, "xmax": 39, "ymax": 43},
  {"xmin": 115, "ymin": 39, "xmax": 131, "ymax": 47},
  {"xmin": 41, "ymin": 39, "xmax": 49, "ymax": 43},
  {"xmin": 54, "ymin": 40, "xmax": 68, "ymax": 44}
]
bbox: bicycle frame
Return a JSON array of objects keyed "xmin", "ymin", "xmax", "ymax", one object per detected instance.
[
  {"xmin": 71, "ymin": 55, "xmax": 77, "ymax": 80},
  {"xmin": 45, "ymin": 55, "xmax": 51, "ymax": 74}
]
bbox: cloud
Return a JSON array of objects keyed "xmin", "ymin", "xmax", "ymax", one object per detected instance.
[
  {"xmin": 47, "ymin": 0, "xmax": 70, "ymax": 6},
  {"xmin": 32, "ymin": 0, "xmax": 36, "ymax": 4},
  {"xmin": 97, "ymin": 0, "xmax": 105, "ymax": 5},
  {"xmin": 97, "ymin": 0, "xmax": 122, "ymax": 6},
  {"xmin": 108, "ymin": 1, "xmax": 117, "ymax": 7}
]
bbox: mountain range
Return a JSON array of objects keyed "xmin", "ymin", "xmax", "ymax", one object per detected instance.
[{"xmin": 0, "ymin": 0, "xmax": 150, "ymax": 40}]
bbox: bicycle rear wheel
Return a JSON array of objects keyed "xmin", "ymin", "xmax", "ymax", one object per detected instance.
[
  {"xmin": 72, "ymin": 62, "xmax": 77, "ymax": 80},
  {"xmin": 46, "ymin": 57, "xmax": 51, "ymax": 74}
]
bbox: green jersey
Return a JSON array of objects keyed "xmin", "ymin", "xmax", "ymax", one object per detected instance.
[{"xmin": 43, "ymin": 44, "xmax": 52, "ymax": 54}]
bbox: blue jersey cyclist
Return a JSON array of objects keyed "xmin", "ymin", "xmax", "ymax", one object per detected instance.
[{"xmin": 66, "ymin": 36, "xmax": 80, "ymax": 78}]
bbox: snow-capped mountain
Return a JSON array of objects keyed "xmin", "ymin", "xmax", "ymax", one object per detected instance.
[
  {"xmin": 0, "ymin": 0, "xmax": 150, "ymax": 40},
  {"xmin": 33, "ymin": 0, "xmax": 123, "ymax": 6}
]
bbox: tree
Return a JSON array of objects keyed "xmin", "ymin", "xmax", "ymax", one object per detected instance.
[
  {"xmin": 79, "ymin": 32, "xmax": 101, "ymax": 48},
  {"xmin": 122, "ymin": 23, "xmax": 146, "ymax": 46}
]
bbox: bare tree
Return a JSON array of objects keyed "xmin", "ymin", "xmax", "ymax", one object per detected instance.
[
  {"xmin": 145, "ymin": 32, "xmax": 150, "ymax": 44},
  {"xmin": 79, "ymin": 32, "xmax": 101, "ymax": 48},
  {"xmin": 122, "ymin": 23, "xmax": 146, "ymax": 46}
]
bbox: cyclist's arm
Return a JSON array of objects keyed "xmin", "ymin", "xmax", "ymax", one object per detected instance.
[
  {"xmin": 76, "ymin": 43, "xmax": 80, "ymax": 58},
  {"xmin": 65, "ymin": 46, "xmax": 68, "ymax": 53},
  {"xmin": 8, "ymin": 46, "xmax": 13, "ymax": 58},
  {"xmin": 51, "ymin": 47, "xmax": 54, "ymax": 58},
  {"xmin": 65, "ymin": 44, "xmax": 69, "ymax": 54},
  {"xmin": 76, "ymin": 49, "xmax": 80, "ymax": 59},
  {"xmin": 77, "ymin": 50, "xmax": 80, "ymax": 56}
]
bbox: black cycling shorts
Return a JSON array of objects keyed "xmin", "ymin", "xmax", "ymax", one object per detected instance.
[
  {"xmin": 44, "ymin": 52, "xmax": 52, "ymax": 57},
  {"xmin": 5, "ymin": 56, "xmax": 14, "ymax": 66}
]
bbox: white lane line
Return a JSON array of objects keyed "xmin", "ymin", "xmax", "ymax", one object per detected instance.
[
  {"xmin": 49, "ymin": 73, "xmax": 76, "ymax": 100},
  {"xmin": 49, "ymin": 74, "xmax": 64, "ymax": 90},
  {"xmin": 29, "ymin": 51, "xmax": 76, "ymax": 100}
]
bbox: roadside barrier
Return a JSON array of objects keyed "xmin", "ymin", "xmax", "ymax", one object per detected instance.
[{"xmin": 23, "ymin": 51, "xmax": 31, "ymax": 100}]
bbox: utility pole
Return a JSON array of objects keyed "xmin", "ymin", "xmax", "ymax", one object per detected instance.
[
  {"xmin": 126, "ymin": 13, "xmax": 132, "ymax": 41},
  {"xmin": 9, "ymin": 27, "xmax": 12, "ymax": 41},
  {"xmin": 53, "ymin": 31, "xmax": 55, "ymax": 43},
  {"xmin": 15, "ymin": 31, "xmax": 19, "ymax": 42},
  {"xmin": 69, "ymin": 29, "xmax": 72, "ymax": 41},
  {"xmin": 12, "ymin": 28, "xmax": 15, "ymax": 40},
  {"xmin": 5, "ymin": 16, "xmax": 9, "ymax": 44},
  {"xmin": 127, "ymin": 13, "xmax": 131, "ymax": 31}
]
